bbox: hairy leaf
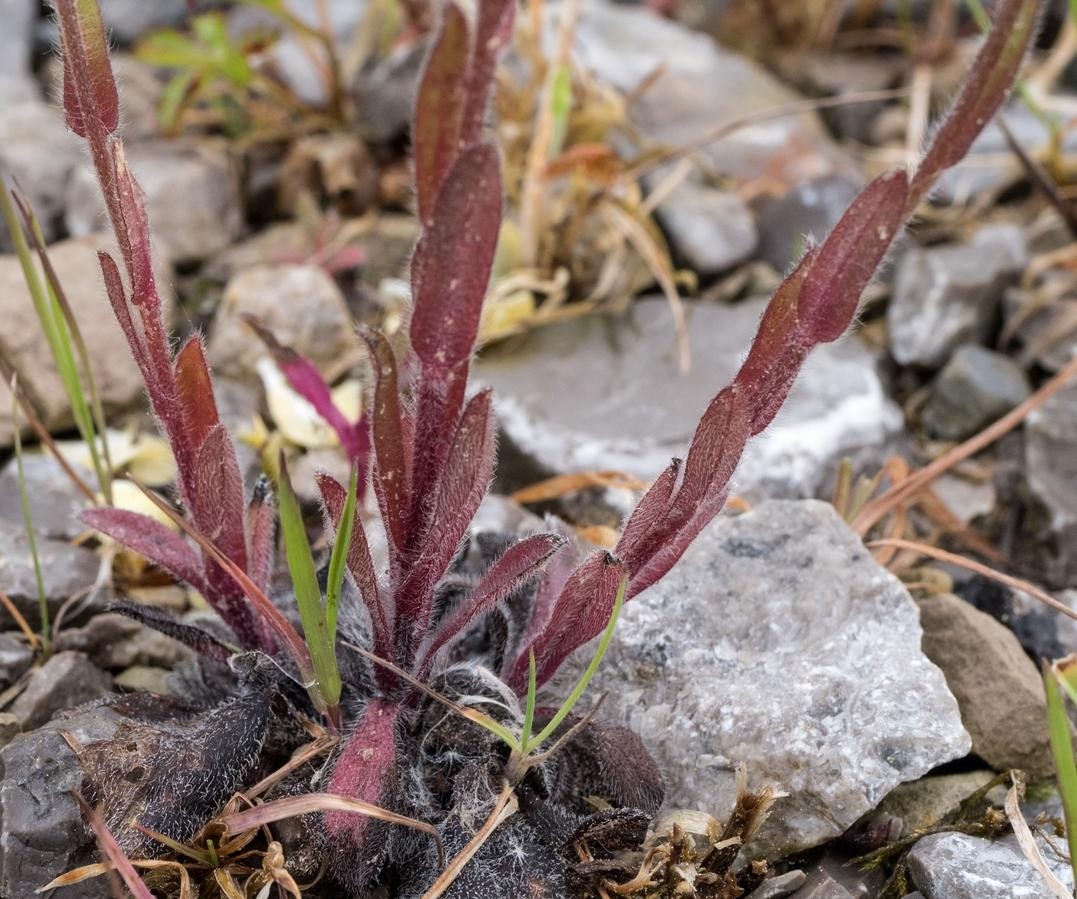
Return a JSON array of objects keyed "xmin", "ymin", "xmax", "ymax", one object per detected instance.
[
  {"xmin": 909, "ymin": 0, "xmax": 1039, "ymax": 207},
  {"xmin": 394, "ymin": 389, "xmax": 497, "ymax": 668},
  {"xmin": 511, "ymin": 552, "xmax": 627, "ymax": 692},
  {"xmin": 324, "ymin": 700, "xmax": 401, "ymax": 893},
  {"xmin": 81, "ymin": 507, "xmax": 208, "ymax": 595},
  {"xmin": 318, "ymin": 472, "xmax": 392, "ymax": 664},
  {"xmin": 417, "ymin": 533, "xmax": 564, "ymax": 681}
]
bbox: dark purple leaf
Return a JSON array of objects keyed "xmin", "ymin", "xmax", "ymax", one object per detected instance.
[
  {"xmin": 394, "ymin": 389, "xmax": 496, "ymax": 667},
  {"xmin": 908, "ymin": 0, "xmax": 1040, "ymax": 208},
  {"xmin": 511, "ymin": 552, "xmax": 627, "ymax": 691},
  {"xmin": 413, "ymin": 1, "xmax": 469, "ymax": 226},
  {"xmin": 246, "ymin": 477, "xmax": 276, "ymax": 595},
  {"xmin": 55, "ymin": 0, "xmax": 119, "ymax": 139},
  {"xmin": 318, "ymin": 472, "xmax": 394, "ymax": 669},
  {"xmin": 416, "ymin": 533, "xmax": 564, "ymax": 681}
]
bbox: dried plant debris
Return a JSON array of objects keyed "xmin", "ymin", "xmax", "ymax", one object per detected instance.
[{"xmin": 31, "ymin": 0, "xmax": 1043, "ymax": 895}]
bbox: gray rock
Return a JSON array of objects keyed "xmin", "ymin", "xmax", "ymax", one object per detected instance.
[
  {"xmin": 0, "ymin": 233, "xmax": 174, "ymax": 447},
  {"xmin": 0, "ymin": 633, "xmax": 32, "ymax": 691},
  {"xmin": 66, "ymin": 142, "xmax": 243, "ymax": 263},
  {"xmin": 98, "ymin": 0, "xmax": 188, "ymax": 45},
  {"xmin": 908, "ymin": 831, "xmax": 1074, "ymax": 898},
  {"xmin": 864, "ymin": 770, "xmax": 996, "ymax": 839},
  {"xmin": 0, "ymin": 520, "xmax": 100, "ymax": 629},
  {"xmin": 551, "ymin": 500, "xmax": 970, "ymax": 857},
  {"xmin": 649, "ymin": 170, "xmax": 758, "ymax": 275},
  {"xmin": 53, "ymin": 612, "xmax": 191, "ymax": 671},
  {"xmin": 922, "ymin": 345, "xmax": 1031, "ymax": 441},
  {"xmin": 10, "ymin": 651, "xmax": 112, "ymax": 730},
  {"xmin": 208, "ymin": 263, "xmax": 361, "ymax": 383},
  {"xmin": 919, "ymin": 594, "xmax": 1052, "ymax": 778},
  {"xmin": 114, "ymin": 664, "xmax": 173, "ymax": 694},
  {"xmin": 750, "ymin": 871, "xmax": 808, "ymax": 899},
  {"xmin": 755, "ymin": 176, "xmax": 862, "ymax": 273},
  {"xmin": 1026, "ymin": 382, "xmax": 1077, "ymax": 585},
  {"xmin": 888, "ymin": 225, "xmax": 1028, "ymax": 368},
  {"xmin": 0, "ymin": 0, "xmax": 35, "ymax": 80},
  {"xmin": 0, "ymin": 100, "xmax": 83, "ymax": 249},
  {"xmin": 791, "ymin": 872, "xmax": 854, "ymax": 899},
  {"xmin": 562, "ymin": 0, "xmax": 858, "ymax": 188},
  {"xmin": 0, "ymin": 706, "xmax": 122, "ymax": 898},
  {"xmin": 0, "ymin": 454, "xmax": 92, "ymax": 540},
  {"xmin": 477, "ymin": 297, "xmax": 901, "ymax": 499}
]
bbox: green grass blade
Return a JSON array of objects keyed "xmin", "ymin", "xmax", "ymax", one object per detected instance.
[
  {"xmin": 0, "ymin": 181, "xmax": 110, "ymax": 501},
  {"xmin": 533, "ymin": 575, "xmax": 627, "ymax": 748},
  {"xmin": 519, "ymin": 650, "xmax": 538, "ymax": 755},
  {"xmin": 10, "ymin": 382, "xmax": 49, "ymax": 656},
  {"xmin": 325, "ymin": 464, "xmax": 358, "ymax": 643},
  {"xmin": 1044, "ymin": 663, "xmax": 1077, "ymax": 886},
  {"xmin": 277, "ymin": 453, "xmax": 340, "ymax": 710},
  {"xmin": 19, "ymin": 199, "xmax": 112, "ymax": 501}
]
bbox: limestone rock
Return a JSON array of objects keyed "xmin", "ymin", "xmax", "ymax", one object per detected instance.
[
  {"xmin": 477, "ymin": 297, "xmax": 901, "ymax": 500},
  {"xmin": 551, "ymin": 500, "xmax": 970, "ymax": 857}
]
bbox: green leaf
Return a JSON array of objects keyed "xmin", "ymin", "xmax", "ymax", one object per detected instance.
[
  {"xmin": 1044, "ymin": 662, "xmax": 1077, "ymax": 886},
  {"xmin": 278, "ymin": 453, "xmax": 340, "ymax": 709},
  {"xmin": 136, "ymin": 30, "xmax": 204, "ymax": 68},
  {"xmin": 325, "ymin": 464, "xmax": 358, "ymax": 642},
  {"xmin": 549, "ymin": 65, "xmax": 573, "ymax": 158},
  {"xmin": 519, "ymin": 650, "xmax": 538, "ymax": 754}
]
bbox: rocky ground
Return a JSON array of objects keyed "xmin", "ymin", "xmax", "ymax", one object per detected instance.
[{"xmin": 2, "ymin": 0, "xmax": 1077, "ymax": 897}]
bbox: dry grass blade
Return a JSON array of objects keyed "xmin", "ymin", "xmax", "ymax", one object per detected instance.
[
  {"xmin": 242, "ymin": 732, "xmax": 337, "ymax": 800},
  {"xmin": 421, "ymin": 781, "xmax": 518, "ymax": 899},
  {"xmin": 0, "ymin": 587, "xmax": 39, "ymax": 649},
  {"xmin": 867, "ymin": 538, "xmax": 1077, "ymax": 622},
  {"xmin": 71, "ymin": 792, "xmax": 154, "ymax": 899},
  {"xmin": 601, "ymin": 202, "xmax": 690, "ymax": 372},
  {"xmin": 221, "ymin": 793, "xmax": 444, "ymax": 866},
  {"xmin": 511, "ymin": 470, "xmax": 650, "ymax": 504},
  {"xmin": 1004, "ymin": 773, "xmax": 1072, "ymax": 899},
  {"xmin": 853, "ymin": 354, "xmax": 1077, "ymax": 536},
  {"xmin": 38, "ymin": 859, "xmax": 193, "ymax": 897}
]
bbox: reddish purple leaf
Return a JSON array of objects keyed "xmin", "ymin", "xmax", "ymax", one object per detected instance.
[
  {"xmin": 362, "ymin": 329, "xmax": 412, "ymax": 566},
  {"xmin": 174, "ymin": 336, "xmax": 221, "ymax": 456},
  {"xmin": 616, "ymin": 458, "xmax": 680, "ymax": 568},
  {"xmin": 413, "ymin": 1, "xmax": 469, "ymax": 226},
  {"xmin": 81, "ymin": 507, "xmax": 208, "ymax": 596},
  {"xmin": 318, "ymin": 472, "xmax": 393, "ymax": 668},
  {"xmin": 797, "ymin": 169, "xmax": 908, "ymax": 344},
  {"xmin": 416, "ymin": 533, "xmax": 564, "ymax": 681},
  {"xmin": 908, "ymin": 0, "xmax": 1039, "ymax": 208},
  {"xmin": 409, "ymin": 143, "xmax": 502, "ymax": 379},
  {"xmin": 324, "ymin": 699, "xmax": 399, "ymax": 873},
  {"xmin": 55, "ymin": 0, "xmax": 119, "ymax": 139},
  {"xmin": 511, "ymin": 552, "xmax": 627, "ymax": 692},
  {"xmin": 246, "ymin": 478, "xmax": 276, "ymax": 595},
  {"xmin": 460, "ymin": 0, "xmax": 516, "ymax": 145},
  {"xmin": 394, "ymin": 389, "xmax": 496, "ymax": 667}
]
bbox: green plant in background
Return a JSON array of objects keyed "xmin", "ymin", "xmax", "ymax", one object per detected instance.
[
  {"xmin": 1044, "ymin": 657, "xmax": 1077, "ymax": 888},
  {"xmin": 137, "ymin": 0, "xmax": 349, "ymax": 138}
]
